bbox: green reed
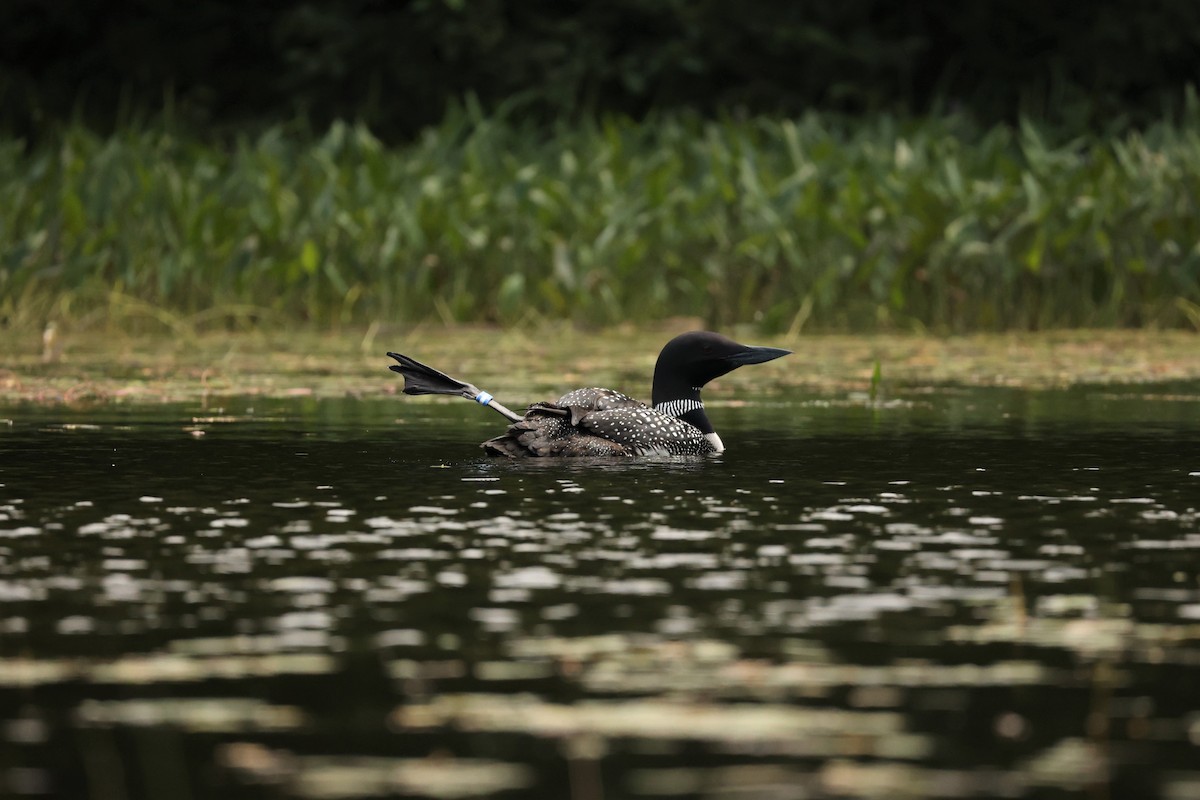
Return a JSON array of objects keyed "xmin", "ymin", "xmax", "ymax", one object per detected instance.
[{"xmin": 3, "ymin": 106, "xmax": 1199, "ymax": 333}]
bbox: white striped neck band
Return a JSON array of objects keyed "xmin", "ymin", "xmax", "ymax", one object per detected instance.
[{"xmin": 654, "ymin": 399, "xmax": 704, "ymax": 418}]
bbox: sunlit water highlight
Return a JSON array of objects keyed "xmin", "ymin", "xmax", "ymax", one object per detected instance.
[{"xmin": 1, "ymin": 385, "xmax": 1199, "ymax": 799}]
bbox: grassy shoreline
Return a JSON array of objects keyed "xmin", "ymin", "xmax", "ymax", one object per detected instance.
[
  {"xmin": 3, "ymin": 111, "xmax": 1200, "ymax": 334},
  {"xmin": 1, "ymin": 327, "xmax": 1197, "ymax": 407}
]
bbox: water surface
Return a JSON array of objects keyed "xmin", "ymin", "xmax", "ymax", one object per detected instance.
[{"xmin": 2, "ymin": 385, "xmax": 1199, "ymax": 799}]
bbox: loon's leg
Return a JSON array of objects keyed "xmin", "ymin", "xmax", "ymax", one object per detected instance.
[{"xmin": 386, "ymin": 352, "xmax": 523, "ymax": 423}]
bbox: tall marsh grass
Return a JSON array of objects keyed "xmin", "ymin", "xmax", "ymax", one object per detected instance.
[{"xmin": 3, "ymin": 108, "xmax": 1199, "ymax": 333}]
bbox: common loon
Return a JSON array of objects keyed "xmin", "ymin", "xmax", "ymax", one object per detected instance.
[{"xmin": 387, "ymin": 331, "xmax": 790, "ymax": 457}]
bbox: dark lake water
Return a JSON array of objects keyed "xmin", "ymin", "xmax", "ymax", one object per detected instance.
[{"xmin": 2, "ymin": 385, "xmax": 1199, "ymax": 799}]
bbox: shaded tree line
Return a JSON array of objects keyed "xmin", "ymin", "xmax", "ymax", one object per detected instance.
[{"xmin": 2, "ymin": 0, "xmax": 1199, "ymax": 138}]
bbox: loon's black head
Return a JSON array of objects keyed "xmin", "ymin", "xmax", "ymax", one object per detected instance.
[{"xmin": 651, "ymin": 331, "xmax": 791, "ymax": 407}]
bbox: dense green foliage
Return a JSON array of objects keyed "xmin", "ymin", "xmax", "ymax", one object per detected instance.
[
  {"xmin": 4, "ymin": 109, "xmax": 1199, "ymax": 333},
  {"xmin": 3, "ymin": 0, "xmax": 1199, "ymax": 137}
]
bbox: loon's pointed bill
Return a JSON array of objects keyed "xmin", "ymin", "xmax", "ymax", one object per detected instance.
[
  {"xmin": 724, "ymin": 345, "xmax": 792, "ymax": 367},
  {"xmin": 387, "ymin": 330, "xmax": 791, "ymax": 457}
]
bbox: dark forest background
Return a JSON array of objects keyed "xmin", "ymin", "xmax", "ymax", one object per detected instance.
[{"xmin": 3, "ymin": 0, "xmax": 1199, "ymax": 138}]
